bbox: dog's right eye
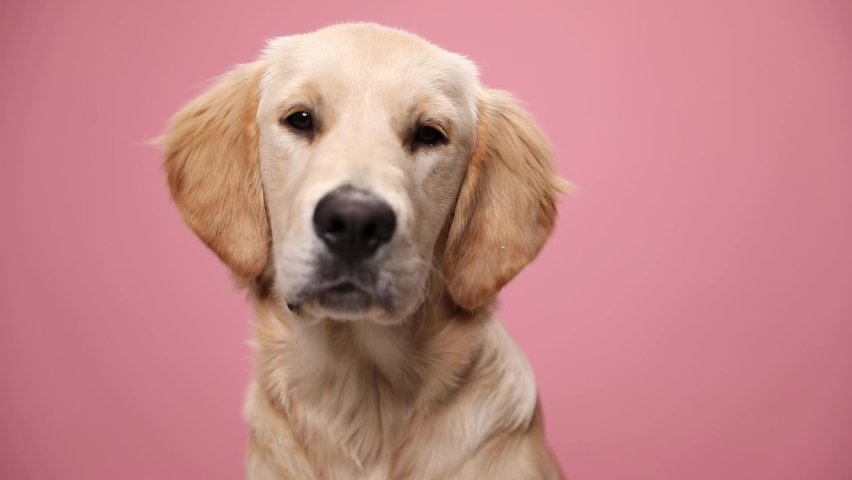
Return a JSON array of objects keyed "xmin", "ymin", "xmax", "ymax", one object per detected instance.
[{"xmin": 282, "ymin": 111, "xmax": 313, "ymax": 131}]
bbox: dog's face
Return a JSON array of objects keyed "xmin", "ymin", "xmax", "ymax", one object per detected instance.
[
  {"xmin": 257, "ymin": 27, "xmax": 480, "ymax": 323},
  {"xmin": 162, "ymin": 23, "xmax": 567, "ymax": 324}
]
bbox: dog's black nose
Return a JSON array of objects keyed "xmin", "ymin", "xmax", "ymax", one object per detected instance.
[{"xmin": 312, "ymin": 188, "xmax": 396, "ymax": 263}]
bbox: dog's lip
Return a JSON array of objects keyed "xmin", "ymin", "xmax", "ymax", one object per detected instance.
[
  {"xmin": 290, "ymin": 280, "xmax": 397, "ymax": 318},
  {"xmin": 315, "ymin": 280, "xmax": 374, "ymax": 303},
  {"xmin": 325, "ymin": 281, "xmax": 363, "ymax": 295},
  {"xmin": 291, "ymin": 280, "xmax": 372, "ymax": 304},
  {"xmin": 306, "ymin": 280, "xmax": 375, "ymax": 317}
]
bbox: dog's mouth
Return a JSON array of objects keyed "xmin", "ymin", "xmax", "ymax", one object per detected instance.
[
  {"xmin": 326, "ymin": 282, "xmax": 362, "ymax": 295},
  {"xmin": 311, "ymin": 281, "xmax": 376, "ymax": 315},
  {"xmin": 284, "ymin": 254, "xmax": 408, "ymax": 321}
]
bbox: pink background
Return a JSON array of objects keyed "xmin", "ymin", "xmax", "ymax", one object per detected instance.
[{"xmin": 2, "ymin": 0, "xmax": 851, "ymax": 479}]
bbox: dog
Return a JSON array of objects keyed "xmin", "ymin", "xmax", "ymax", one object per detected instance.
[{"xmin": 159, "ymin": 22, "xmax": 570, "ymax": 480}]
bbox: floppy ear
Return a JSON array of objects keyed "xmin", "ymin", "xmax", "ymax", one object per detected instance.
[
  {"xmin": 159, "ymin": 61, "xmax": 270, "ymax": 279},
  {"xmin": 444, "ymin": 89, "xmax": 572, "ymax": 311}
]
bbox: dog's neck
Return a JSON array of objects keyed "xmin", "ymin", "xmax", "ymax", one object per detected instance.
[{"xmin": 247, "ymin": 272, "xmax": 490, "ymax": 467}]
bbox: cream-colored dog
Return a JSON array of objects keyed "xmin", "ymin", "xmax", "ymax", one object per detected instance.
[{"xmin": 160, "ymin": 22, "xmax": 569, "ymax": 480}]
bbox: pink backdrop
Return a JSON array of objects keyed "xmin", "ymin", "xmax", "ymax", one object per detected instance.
[{"xmin": 2, "ymin": 0, "xmax": 851, "ymax": 479}]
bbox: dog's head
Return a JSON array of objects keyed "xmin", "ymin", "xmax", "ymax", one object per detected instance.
[{"xmin": 161, "ymin": 23, "xmax": 569, "ymax": 324}]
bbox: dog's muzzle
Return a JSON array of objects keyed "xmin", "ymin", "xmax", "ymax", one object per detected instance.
[{"xmin": 289, "ymin": 187, "xmax": 398, "ymax": 315}]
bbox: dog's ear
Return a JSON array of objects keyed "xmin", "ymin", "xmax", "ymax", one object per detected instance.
[
  {"xmin": 444, "ymin": 89, "xmax": 572, "ymax": 311},
  {"xmin": 159, "ymin": 61, "xmax": 269, "ymax": 279}
]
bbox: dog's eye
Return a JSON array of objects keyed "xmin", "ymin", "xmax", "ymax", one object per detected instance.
[
  {"xmin": 414, "ymin": 126, "xmax": 445, "ymax": 146},
  {"xmin": 283, "ymin": 111, "xmax": 313, "ymax": 131}
]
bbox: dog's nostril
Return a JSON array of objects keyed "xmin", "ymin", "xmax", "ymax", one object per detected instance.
[
  {"xmin": 363, "ymin": 223, "xmax": 377, "ymax": 240},
  {"xmin": 329, "ymin": 217, "xmax": 346, "ymax": 234},
  {"xmin": 312, "ymin": 187, "xmax": 397, "ymax": 263}
]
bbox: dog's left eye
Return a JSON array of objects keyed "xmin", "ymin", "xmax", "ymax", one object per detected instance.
[{"xmin": 414, "ymin": 126, "xmax": 446, "ymax": 146}]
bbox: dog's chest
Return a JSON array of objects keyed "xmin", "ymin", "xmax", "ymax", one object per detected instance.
[
  {"xmin": 360, "ymin": 463, "xmax": 392, "ymax": 480},
  {"xmin": 253, "ymin": 312, "xmax": 540, "ymax": 479}
]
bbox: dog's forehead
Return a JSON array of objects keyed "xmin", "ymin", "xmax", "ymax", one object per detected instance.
[{"xmin": 260, "ymin": 24, "xmax": 479, "ymax": 107}]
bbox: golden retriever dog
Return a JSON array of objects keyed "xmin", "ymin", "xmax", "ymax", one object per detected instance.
[{"xmin": 159, "ymin": 22, "xmax": 570, "ymax": 480}]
